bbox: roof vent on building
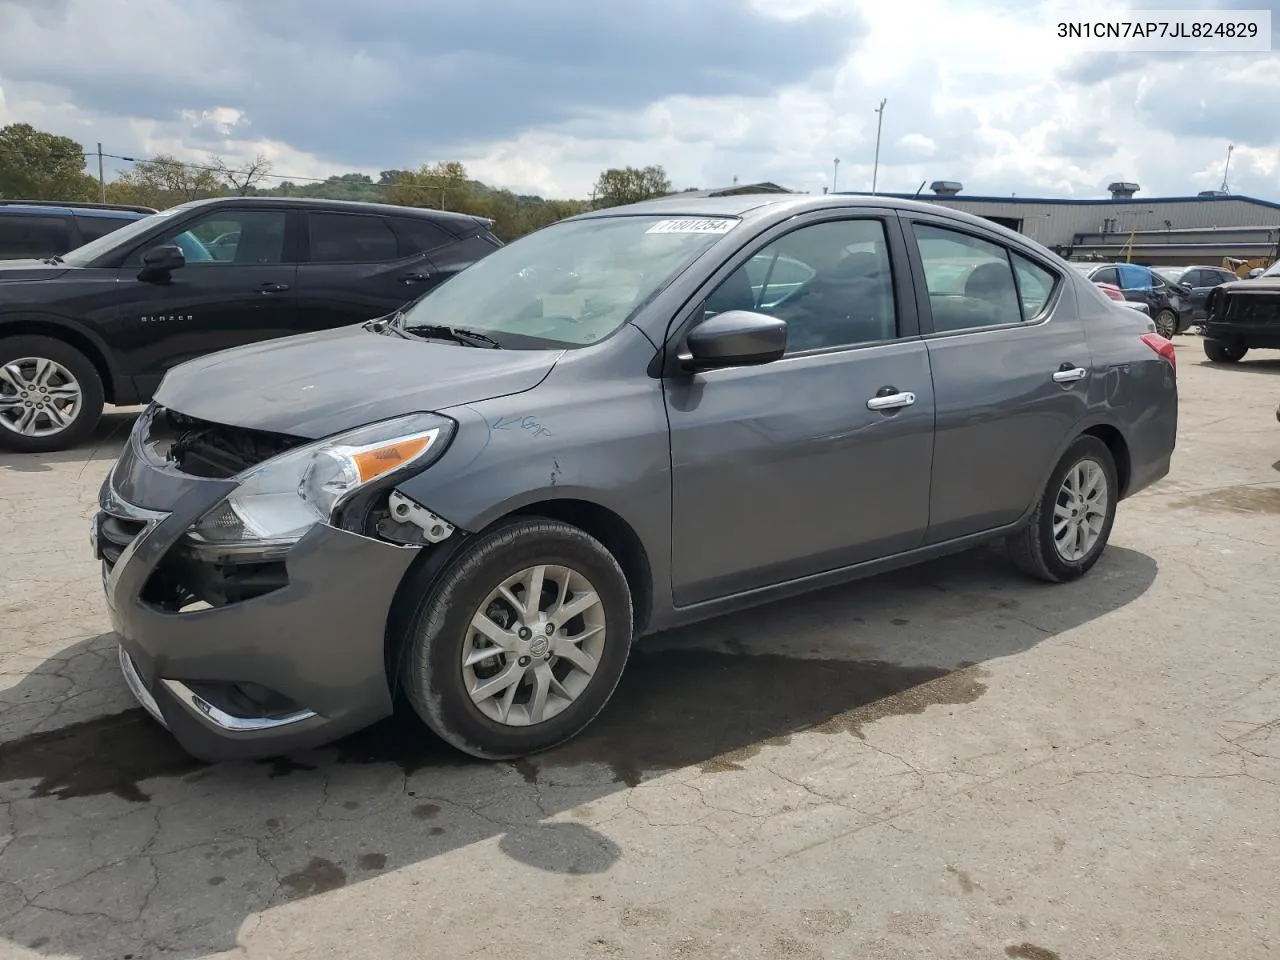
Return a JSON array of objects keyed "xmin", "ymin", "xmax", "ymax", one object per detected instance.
[
  {"xmin": 1197, "ymin": 189, "xmax": 1229, "ymax": 197},
  {"xmin": 930, "ymin": 180, "xmax": 963, "ymax": 196},
  {"xmin": 1107, "ymin": 181, "xmax": 1140, "ymax": 199}
]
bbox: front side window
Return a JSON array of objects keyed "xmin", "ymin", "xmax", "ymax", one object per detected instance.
[
  {"xmin": 396, "ymin": 214, "xmax": 737, "ymax": 348},
  {"xmin": 703, "ymin": 219, "xmax": 897, "ymax": 352},
  {"xmin": 308, "ymin": 213, "xmax": 399, "ymax": 263},
  {"xmin": 914, "ymin": 224, "xmax": 1023, "ymax": 332},
  {"xmin": 158, "ymin": 210, "xmax": 289, "ymax": 265},
  {"xmin": 0, "ymin": 215, "xmax": 72, "ymax": 259}
]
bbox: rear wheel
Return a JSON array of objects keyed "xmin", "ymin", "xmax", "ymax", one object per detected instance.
[
  {"xmin": 1153, "ymin": 309, "xmax": 1178, "ymax": 339},
  {"xmin": 1006, "ymin": 435, "xmax": 1118, "ymax": 584},
  {"xmin": 401, "ymin": 517, "xmax": 633, "ymax": 759},
  {"xmin": 1203, "ymin": 338, "xmax": 1247, "ymax": 363},
  {"xmin": 0, "ymin": 336, "xmax": 104, "ymax": 453}
]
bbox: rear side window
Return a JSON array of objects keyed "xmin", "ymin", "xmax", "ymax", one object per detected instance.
[
  {"xmin": 913, "ymin": 224, "xmax": 1024, "ymax": 332},
  {"xmin": 1011, "ymin": 253, "xmax": 1057, "ymax": 318},
  {"xmin": 76, "ymin": 216, "xmax": 131, "ymax": 244},
  {"xmin": 0, "ymin": 214, "xmax": 72, "ymax": 258},
  {"xmin": 307, "ymin": 213, "xmax": 400, "ymax": 263},
  {"xmin": 391, "ymin": 217, "xmax": 456, "ymax": 256},
  {"xmin": 1091, "ymin": 266, "xmax": 1118, "ymax": 285},
  {"xmin": 1116, "ymin": 263, "xmax": 1153, "ymax": 290}
]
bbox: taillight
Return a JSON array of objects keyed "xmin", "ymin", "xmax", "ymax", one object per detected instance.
[
  {"xmin": 1096, "ymin": 282, "xmax": 1125, "ymax": 301},
  {"xmin": 1140, "ymin": 332, "xmax": 1176, "ymax": 370}
]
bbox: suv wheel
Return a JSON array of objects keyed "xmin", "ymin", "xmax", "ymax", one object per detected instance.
[
  {"xmin": 401, "ymin": 517, "xmax": 633, "ymax": 759},
  {"xmin": 1203, "ymin": 338, "xmax": 1248, "ymax": 363},
  {"xmin": 1006, "ymin": 435, "xmax": 1118, "ymax": 584},
  {"xmin": 0, "ymin": 336, "xmax": 104, "ymax": 453},
  {"xmin": 1153, "ymin": 309, "xmax": 1178, "ymax": 339}
]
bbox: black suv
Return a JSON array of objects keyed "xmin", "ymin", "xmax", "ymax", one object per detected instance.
[
  {"xmin": 1201, "ymin": 259, "xmax": 1280, "ymax": 363},
  {"xmin": 0, "ymin": 200, "xmax": 156, "ymax": 260},
  {"xmin": 0, "ymin": 197, "xmax": 502, "ymax": 452}
]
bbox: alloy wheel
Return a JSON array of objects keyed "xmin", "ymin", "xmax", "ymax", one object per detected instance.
[
  {"xmin": 462, "ymin": 564, "xmax": 607, "ymax": 726},
  {"xmin": 1053, "ymin": 458, "xmax": 1109, "ymax": 562},
  {"xmin": 0, "ymin": 357, "xmax": 83, "ymax": 438}
]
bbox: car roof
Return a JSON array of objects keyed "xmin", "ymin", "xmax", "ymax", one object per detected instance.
[
  {"xmin": 0, "ymin": 203, "xmax": 148, "ymax": 220},
  {"xmin": 172, "ymin": 195, "xmax": 489, "ymax": 228}
]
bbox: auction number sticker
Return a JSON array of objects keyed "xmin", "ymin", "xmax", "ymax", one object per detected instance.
[{"xmin": 646, "ymin": 218, "xmax": 738, "ymax": 234}]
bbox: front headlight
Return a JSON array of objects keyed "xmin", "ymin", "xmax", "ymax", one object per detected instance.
[{"xmin": 191, "ymin": 413, "xmax": 455, "ymax": 546}]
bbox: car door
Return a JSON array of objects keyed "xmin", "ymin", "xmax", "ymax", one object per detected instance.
[
  {"xmin": 665, "ymin": 212, "xmax": 936, "ymax": 606},
  {"xmin": 110, "ymin": 207, "xmax": 300, "ymax": 392},
  {"xmin": 294, "ymin": 211, "xmax": 437, "ymax": 329},
  {"xmin": 903, "ymin": 215, "xmax": 1090, "ymax": 543},
  {"xmin": 1178, "ymin": 269, "xmax": 1211, "ymax": 318}
]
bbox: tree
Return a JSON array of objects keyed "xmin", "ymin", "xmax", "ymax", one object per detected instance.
[
  {"xmin": 0, "ymin": 123, "xmax": 98, "ymax": 201},
  {"xmin": 107, "ymin": 154, "xmax": 222, "ymax": 209},
  {"xmin": 211, "ymin": 152, "xmax": 274, "ymax": 195},
  {"xmin": 591, "ymin": 165, "xmax": 672, "ymax": 208},
  {"xmin": 385, "ymin": 161, "xmax": 472, "ymax": 210}
]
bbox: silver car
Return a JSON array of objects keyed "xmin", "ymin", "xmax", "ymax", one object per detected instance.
[{"xmin": 94, "ymin": 194, "xmax": 1179, "ymax": 762}]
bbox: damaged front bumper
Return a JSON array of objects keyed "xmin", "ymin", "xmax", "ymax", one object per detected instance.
[{"xmin": 93, "ymin": 430, "xmax": 422, "ymax": 762}]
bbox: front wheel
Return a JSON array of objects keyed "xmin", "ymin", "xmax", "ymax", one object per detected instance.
[
  {"xmin": 402, "ymin": 517, "xmax": 633, "ymax": 759},
  {"xmin": 1153, "ymin": 309, "xmax": 1178, "ymax": 340},
  {"xmin": 1006, "ymin": 435, "xmax": 1118, "ymax": 583},
  {"xmin": 0, "ymin": 335, "xmax": 105, "ymax": 453},
  {"xmin": 1203, "ymin": 338, "xmax": 1248, "ymax": 363}
]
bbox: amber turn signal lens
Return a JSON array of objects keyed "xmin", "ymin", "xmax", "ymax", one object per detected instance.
[{"xmin": 351, "ymin": 434, "xmax": 434, "ymax": 483}]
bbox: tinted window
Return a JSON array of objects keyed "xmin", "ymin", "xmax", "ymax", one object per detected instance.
[
  {"xmin": 308, "ymin": 213, "xmax": 399, "ymax": 263},
  {"xmin": 1012, "ymin": 253, "xmax": 1057, "ymax": 318},
  {"xmin": 75, "ymin": 216, "xmax": 132, "ymax": 244},
  {"xmin": 1213, "ymin": 270, "xmax": 1237, "ymax": 285},
  {"xmin": 1091, "ymin": 266, "xmax": 1118, "ymax": 285},
  {"xmin": 155, "ymin": 210, "xmax": 289, "ymax": 264},
  {"xmin": 914, "ymin": 224, "xmax": 1022, "ymax": 332},
  {"xmin": 0, "ymin": 214, "xmax": 72, "ymax": 258},
  {"xmin": 705, "ymin": 219, "xmax": 897, "ymax": 352},
  {"xmin": 392, "ymin": 217, "xmax": 455, "ymax": 255}
]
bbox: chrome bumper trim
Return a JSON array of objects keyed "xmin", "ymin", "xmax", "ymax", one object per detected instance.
[
  {"xmin": 160, "ymin": 679, "xmax": 318, "ymax": 733},
  {"xmin": 118, "ymin": 645, "xmax": 168, "ymax": 729}
]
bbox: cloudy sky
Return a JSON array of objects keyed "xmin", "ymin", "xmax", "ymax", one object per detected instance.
[{"xmin": 0, "ymin": 0, "xmax": 1276, "ymax": 201}]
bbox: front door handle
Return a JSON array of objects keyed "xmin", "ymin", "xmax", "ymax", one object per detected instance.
[
  {"xmin": 1053, "ymin": 365, "xmax": 1088, "ymax": 383},
  {"xmin": 258, "ymin": 282, "xmax": 290, "ymax": 294},
  {"xmin": 867, "ymin": 390, "xmax": 916, "ymax": 411}
]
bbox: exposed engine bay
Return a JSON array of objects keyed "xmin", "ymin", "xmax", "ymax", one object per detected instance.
[{"xmin": 148, "ymin": 405, "xmax": 308, "ymax": 479}]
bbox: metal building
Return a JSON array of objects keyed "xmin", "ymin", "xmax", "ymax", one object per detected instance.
[{"xmin": 836, "ymin": 181, "xmax": 1280, "ymax": 268}]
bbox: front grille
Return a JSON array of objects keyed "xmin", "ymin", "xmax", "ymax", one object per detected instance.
[
  {"xmin": 98, "ymin": 511, "xmax": 147, "ymax": 571},
  {"xmin": 1224, "ymin": 294, "xmax": 1280, "ymax": 326}
]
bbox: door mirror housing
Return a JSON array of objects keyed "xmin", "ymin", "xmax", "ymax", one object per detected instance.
[
  {"xmin": 681, "ymin": 310, "xmax": 787, "ymax": 370},
  {"xmin": 139, "ymin": 244, "xmax": 186, "ymax": 280}
]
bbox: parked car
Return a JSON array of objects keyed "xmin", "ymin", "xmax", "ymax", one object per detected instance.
[
  {"xmin": 1092, "ymin": 280, "xmax": 1152, "ymax": 315},
  {"xmin": 0, "ymin": 200, "xmax": 155, "ymax": 260},
  {"xmin": 1153, "ymin": 264, "xmax": 1241, "ymax": 321},
  {"xmin": 1201, "ymin": 258, "xmax": 1280, "ymax": 363},
  {"xmin": 93, "ymin": 193, "xmax": 1179, "ymax": 763},
  {"xmin": 0, "ymin": 196, "xmax": 502, "ymax": 452},
  {"xmin": 1070, "ymin": 262, "xmax": 1191, "ymax": 338}
]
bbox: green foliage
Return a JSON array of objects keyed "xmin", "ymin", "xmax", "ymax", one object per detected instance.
[
  {"xmin": 0, "ymin": 123, "xmax": 98, "ymax": 201},
  {"xmin": 592, "ymin": 165, "xmax": 672, "ymax": 208},
  {"xmin": 106, "ymin": 153, "xmax": 224, "ymax": 209}
]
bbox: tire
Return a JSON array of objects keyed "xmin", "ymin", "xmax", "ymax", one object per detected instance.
[
  {"xmin": 1006, "ymin": 435, "xmax": 1118, "ymax": 584},
  {"xmin": 1153, "ymin": 309, "xmax": 1178, "ymax": 340},
  {"xmin": 1203, "ymin": 338, "xmax": 1248, "ymax": 363},
  {"xmin": 0, "ymin": 335, "xmax": 105, "ymax": 453},
  {"xmin": 401, "ymin": 517, "xmax": 634, "ymax": 760}
]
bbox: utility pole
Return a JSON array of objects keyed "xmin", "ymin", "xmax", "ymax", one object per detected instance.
[
  {"xmin": 871, "ymin": 99, "xmax": 887, "ymax": 194},
  {"xmin": 96, "ymin": 142, "xmax": 106, "ymax": 202},
  {"xmin": 832, "ymin": 157, "xmax": 840, "ymax": 193},
  {"xmin": 1220, "ymin": 144, "xmax": 1234, "ymax": 193}
]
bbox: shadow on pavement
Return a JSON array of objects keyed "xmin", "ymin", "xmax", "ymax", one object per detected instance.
[
  {"xmin": 1187, "ymin": 357, "xmax": 1280, "ymax": 376},
  {"xmin": 0, "ymin": 409, "xmax": 140, "ymax": 474},
  {"xmin": 0, "ymin": 544, "xmax": 1158, "ymax": 958}
]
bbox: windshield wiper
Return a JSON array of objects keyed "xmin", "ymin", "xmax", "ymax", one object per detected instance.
[
  {"xmin": 362, "ymin": 312, "xmax": 412, "ymax": 339},
  {"xmin": 42, "ymin": 255, "xmax": 65, "ymax": 265},
  {"xmin": 402, "ymin": 324, "xmax": 502, "ymax": 348}
]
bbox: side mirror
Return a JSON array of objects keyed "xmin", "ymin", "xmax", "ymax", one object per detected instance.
[
  {"xmin": 139, "ymin": 244, "xmax": 185, "ymax": 279},
  {"xmin": 682, "ymin": 310, "xmax": 787, "ymax": 370}
]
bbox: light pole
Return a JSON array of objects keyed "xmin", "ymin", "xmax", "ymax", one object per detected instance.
[
  {"xmin": 871, "ymin": 98, "xmax": 887, "ymax": 194},
  {"xmin": 832, "ymin": 157, "xmax": 840, "ymax": 193}
]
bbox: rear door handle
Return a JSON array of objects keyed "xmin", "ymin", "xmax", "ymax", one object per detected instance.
[
  {"xmin": 258, "ymin": 282, "xmax": 290, "ymax": 294},
  {"xmin": 1053, "ymin": 365, "xmax": 1088, "ymax": 383},
  {"xmin": 866, "ymin": 391, "xmax": 916, "ymax": 411}
]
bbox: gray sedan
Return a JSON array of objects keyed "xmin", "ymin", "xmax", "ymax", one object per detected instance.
[{"xmin": 93, "ymin": 194, "xmax": 1179, "ymax": 762}]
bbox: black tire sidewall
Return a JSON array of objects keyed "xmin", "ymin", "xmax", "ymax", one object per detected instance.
[
  {"xmin": 1031, "ymin": 437, "xmax": 1118, "ymax": 582},
  {"xmin": 404, "ymin": 518, "xmax": 633, "ymax": 759},
  {"xmin": 0, "ymin": 335, "xmax": 105, "ymax": 452}
]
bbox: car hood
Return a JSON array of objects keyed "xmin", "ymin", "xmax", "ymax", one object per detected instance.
[
  {"xmin": 154, "ymin": 325, "xmax": 563, "ymax": 438},
  {"xmin": 1221, "ymin": 278, "xmax": 1280, "ymax": 293},
  {"xmin": 0, "ymin": 259, "xmax": 71, "ymax": 282}
]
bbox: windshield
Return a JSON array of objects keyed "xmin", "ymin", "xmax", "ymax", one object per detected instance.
[
  {"xmin": 59, "ymin": 204, "xmax": 194, "ymax": 267},
  {"xmin": 397, "ymin": 214, "xmax": 738, "ymax": 347},
  {"xmin": 1263, "ymin": 260, "xmax": 1280, "ymax": 278}
]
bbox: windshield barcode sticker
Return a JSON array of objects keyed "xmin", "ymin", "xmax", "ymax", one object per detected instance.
[{"xmin": 646, "ymin": 218, "xmax": 737, "ymax": 235}]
